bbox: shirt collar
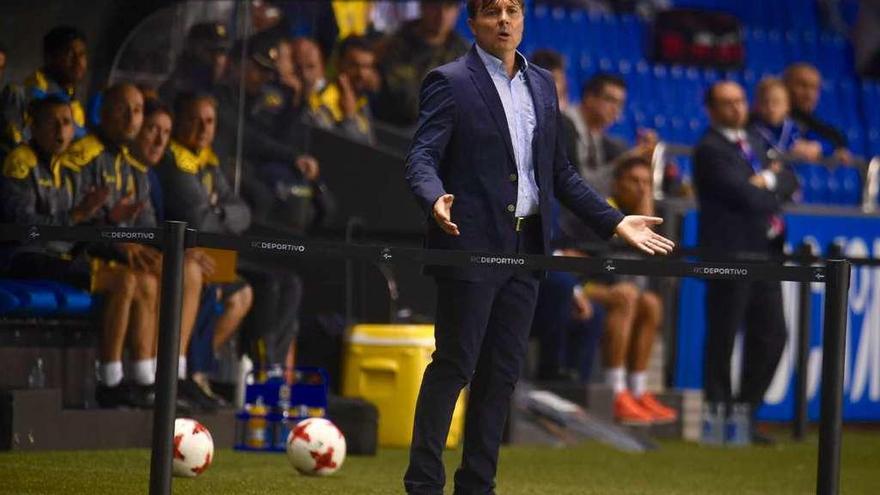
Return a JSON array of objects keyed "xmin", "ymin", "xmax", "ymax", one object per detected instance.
[
  {"xmin": 715, "ymin": 126, "xmax": 748, "ymax": 143},
  {"xmin": 475, "ymin": 43, "xmax": 528, "ymax": 79}
]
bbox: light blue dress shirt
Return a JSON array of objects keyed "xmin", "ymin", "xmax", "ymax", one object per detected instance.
[{"xmin": 475, "ymin": 44, "xmax": 540, "ymax": 217}]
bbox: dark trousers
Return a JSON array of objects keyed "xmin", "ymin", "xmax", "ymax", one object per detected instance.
[
  {"xmin": 405, "ymin": 220, "xmax": 541, "ymax": 495},
  {"xmin": 533, "ymin": 271, "xmax": 605, "ymax": 381},
  {"xmin": 238, "ymin": 260, "xmax": 303, "ymax": 368},
  {"xmin": 703, "ymin": 279, "xmax": 788, "ymax": 406}
]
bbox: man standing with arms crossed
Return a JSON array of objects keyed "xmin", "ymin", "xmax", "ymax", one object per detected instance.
[{"xmin": 403, "ymin": 1, "xmax": 675, "ymax": 493}]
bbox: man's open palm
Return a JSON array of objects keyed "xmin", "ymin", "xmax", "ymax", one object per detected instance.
[
  {"xmin": 432, "ymin": 194, "xmax": 460, "ymax": 236},
  {"xmin": 615, "ymin": 216, "xmax": 675, "ymax": 255}
]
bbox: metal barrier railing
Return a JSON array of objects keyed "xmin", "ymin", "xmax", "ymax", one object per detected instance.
[{"xmin": 0, "ymin": 222, "xmax": 855, "ymax": 495}]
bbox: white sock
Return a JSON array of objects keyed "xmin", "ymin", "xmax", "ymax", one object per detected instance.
[
  {"xmin": 605, "ymin": 367, "xmax": 626, "ymax": 394},
  {"xmin": 630, "ymin": 371, "xmax": 648, "ymax": 397},
  {"xmin": 178, "ymin": 356, "xmax": 187, "ymax": 378},
  {"xmin": 151, "ymin": 358, "xmax": 158, "ymax": 375},
  {"xmin": 132, "ymin": 359, "xmax": 156, "ymax": 386},
  {"xmin": 100, "ymin": 361, "xmax": 123, "ymax": 387}
]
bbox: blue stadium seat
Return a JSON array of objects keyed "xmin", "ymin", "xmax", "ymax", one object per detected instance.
[
  {"xmin": 0, "ymin": 285, "xmax": 21, "ymax": 313},
  {"xmin": 17, "ymin": 281, "xmax": 92, "ymax": 314},
  {"xmin": 0, "ymin": 280, "xmax": 59, "ymax": 316}
]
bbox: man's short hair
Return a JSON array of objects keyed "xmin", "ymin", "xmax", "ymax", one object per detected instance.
[
  {"xmin": 530, "ymin": 49, "xmax": 564, "ymax": 72},
  {"xmin": 466, "ymin": 0, "xmax": 526, "ymax": 19},
  {"xmin": 173, "ymin": 91, "xmax": 217, "ymax": 118},
  {"xmin": 28, "ymin": 94, "xmax": 71, "ymax": 124},
  {"xmin": 144, "ymin": 97, "xmax": 172, "ymax": 120},
  {"xmin": 338, "ymin": 35, "xmax": 373, "ymax": 60},
  {"xmin": 703, "ymin": 80, "xmax": 740, "ymax": 108},
  {"xmin": 581, "ymin": 73, "xmax": 626, "ymax": 100},
  {"xmin": 782, "ymin": 62, "xmax": 820, "ymax": 85},
  {"xmin": 613, "ymin": 155, "xmax": 651, "ymax": 181},
  {"xmin": 43, "ymin": 25, "xmax": 86, "ymax": 59}
]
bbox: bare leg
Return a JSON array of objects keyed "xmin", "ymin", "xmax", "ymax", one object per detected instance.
[
  {"xmin": 128, "ymin": 271, "xmax": 159, "ymax": 361},
  {"xmin": 212, "ymin": 284, "xmax": 253, "ymax": 351},
  {"xmin": 628, "ymin": 291, "xmax": 662, "ymax": 373},
  {"xmin": 590, "ymin": 282, "xmax": 639, "ymax": 369},
  {"xmin": 179, "ymin": 257, "xmax": 205, "ymax": 356},
  {"xmin": 94, "ymin": 266, "xmax": 138, "ymax": 363}
]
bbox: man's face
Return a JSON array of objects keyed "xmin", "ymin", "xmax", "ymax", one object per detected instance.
[
  {"xmin": 340, "ymin": 48, "xmax": 376, "ymax": 94},
  {"xmin": 101, "ymin": 85, "xmax": 143, "ymax": 144},
  {"xmin": 420, "ymin": 1, "xmax": 461, "ymax": 40},
  {"xmin": 467, "ymin": 0, "xmax": 524, "ymax": 60},
  {"xmin": 48, "ymin": 39, "xmax": 88, "ymax": 86},
  {"xmin": 32, "ymin": 103, "xmax": 74, "ymax": 157},
  {"xmin": 293, "ymin": 39, "xmax": 324, "ymax": 91},
  {"xmin": 708, "ymin": 82, "xmax": 748, "ymax": 129},
  {"xmin": 243, "ymin": 59, "xmax": 273, "ymax": 94},
  {"xmin": 175, "ymin": 99, "xmax": 216, "ymax": 152},
  {"xmin": 787, "ymin": 67, "xmax": 821, "ymax": 113},
  {"xmin": 582, "ymin": 83, "xmax": 626, "ymax": 130},
  {"xmin": 614, "ymin": 164, "xmax": 652, "ymax": 212},
  {"xmin": 756, "ymin": 85, "xmax": 789, "ymax": 126},
  {"xmin": 135, "ymin": 111, "xmax": 172, "ymax": 166}
]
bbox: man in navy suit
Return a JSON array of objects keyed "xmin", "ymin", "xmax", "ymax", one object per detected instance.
[
  {"xmin": 693, "ymin": 81, "xmax": 798, "ymax": 444},
  {"xmin": 403, "ymin": 1, "xmax": 674, "ymax": 493}
]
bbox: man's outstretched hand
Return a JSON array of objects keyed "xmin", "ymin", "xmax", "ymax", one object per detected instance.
[
  {"xmin": 615, "ymin": 216, "xmax": 675, "ymax": 255},
  {"xmin": 432, "ymin": 194, "xmax": 460, "ymax": 236}
]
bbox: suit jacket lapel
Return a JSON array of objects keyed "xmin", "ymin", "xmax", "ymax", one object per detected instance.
[
  {"xmin": 466, "ymin": 47, "xmax": 516, "ymax": 165},
  {"xmin": 524, "ymin": 67, "xmax": 545, "ymax": 184}
]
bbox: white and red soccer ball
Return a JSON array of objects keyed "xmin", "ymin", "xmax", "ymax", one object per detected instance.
[
  {"xmin": 172, "ymin": 418, "xmax": 214, "ymax": 478},
  {"xmin": 286, "ymin": 418, "xmax": 346, "ymax": 476}
]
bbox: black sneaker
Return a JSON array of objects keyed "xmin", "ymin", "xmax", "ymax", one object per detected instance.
[
  {"xmin": 128, "ymin": 384, "xmax": 156, "ymax": 409},
  {"xmin": 95, "ymin": 384, "xmax": 134, "ymax": 409},
  {"xmin": 178, "ymin": 378, "xmax": 219, "ymax": 413}
]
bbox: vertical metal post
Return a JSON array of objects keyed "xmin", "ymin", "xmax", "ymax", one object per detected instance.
[
  {"xmin": 793, "ymin": 243, "xmax": 812, "ymax": 440},
  {"xmin": 816, "ymin": 259, "xmax": 851, "ymax": 495},
  {"xmin": 149, "ymin": 221, "xmax": 187, "ymax": 495}
]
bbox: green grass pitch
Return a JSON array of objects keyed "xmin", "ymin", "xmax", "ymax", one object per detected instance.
[{"xmin": 1, "ymin": 432, "xmax": 878, "ymax": 494}]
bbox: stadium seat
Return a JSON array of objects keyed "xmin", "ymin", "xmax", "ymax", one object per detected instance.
[{"xmin": 0, "ymin": 280, "xmax": 59, "ymax": 316}]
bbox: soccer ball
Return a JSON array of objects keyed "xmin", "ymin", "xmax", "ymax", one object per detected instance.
[
  {"xmin": 172, "ymin": 418, "xmax": 214, "ymax": 478},
  {"xmin": 286, "ymin": 418, "xmax": 346, "ymax": 476}
]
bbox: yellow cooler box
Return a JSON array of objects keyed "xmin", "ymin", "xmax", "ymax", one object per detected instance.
[{"xmin": 342, "ymin": 324, "xmax": 466, "ymax": 448}]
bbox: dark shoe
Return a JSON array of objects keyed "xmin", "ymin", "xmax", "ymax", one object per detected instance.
[
  {"xmin": 178, "ymin": 378, "xmax": 219, "ymax": 412},
  {"xmin": 129, "ymin": 384, "xmax": 156, "ymax": 409},
  {"xmin": 95, "ymin": 384, "xmax": 134, "ymax": 409},
  {"xmin": 209, "ymin": 380, "xmax": 236, "ymax": 405}
]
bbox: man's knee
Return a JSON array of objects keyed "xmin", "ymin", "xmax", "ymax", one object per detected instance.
[
  {"xmin": 136, "ymin": 271, "xmax": 159, "ymax": 302},
  {"xmin": 609, "ymin": 282, "xmax": 639, "ymax": 311},
  {"xmin": 227, "ymin": 284, "xmax": 254, "ymax": 315},
  {"xmin": 638, "ymin": 291, "xmax": 663, "ymax": 321}
]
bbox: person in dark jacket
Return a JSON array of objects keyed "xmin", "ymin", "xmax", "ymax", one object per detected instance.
[{"xmin": 694, "ymin": 80, "xmax": 799, "ymax": 444}]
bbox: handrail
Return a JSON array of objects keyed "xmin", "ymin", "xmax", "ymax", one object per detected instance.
[{"xmin": 861, "ymin": 156, "xmax": 880, "ymax": 213}]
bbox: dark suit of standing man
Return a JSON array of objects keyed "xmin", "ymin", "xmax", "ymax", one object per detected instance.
[
  {"xmin": 694, "ymin": 81, "xmax": 798, "ymax": 443},
  {"xmin": 403, "ymin": 1, "xmax": 675, "ymax": 493}
]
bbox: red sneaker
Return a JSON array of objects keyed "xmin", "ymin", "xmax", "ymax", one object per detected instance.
[
  {"xmin": 637, "ymin": 393, "xmax": 678, "ymax": 424},
  {"xmin": 614, "ymin": 391, "xmax": 654, "ymax": 425}
]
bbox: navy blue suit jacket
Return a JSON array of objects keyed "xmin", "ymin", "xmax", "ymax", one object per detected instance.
[
  {"xmin": 693, "ymin": 128, "xmax": 799, "ymax": 256},
  {"xmin": 405, "ymin": 46, "xmax": 624, "ymax": 280}
]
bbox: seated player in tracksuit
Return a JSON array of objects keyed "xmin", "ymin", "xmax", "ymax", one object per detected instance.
[
  {"xmin": 0, "ymin": 94, "xmax": 152, "ymax": 408},
  {"xmin": 132, "ymin": 96, "xmax": 252, "ymax": 406},
  {"xmin": 58, "ymin": 83, "xmax": 163, "ymax": 408},
  {"xmin": 0, "ymin": 26, "xmax": 89, "ymax": 157},
  {"xmin": 158, "ymin": 91, "xmax": 302, "ymax": 381},
  {"xmin": 66, "ymin": 83, "xmax": 224, "ymax": 411}
]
